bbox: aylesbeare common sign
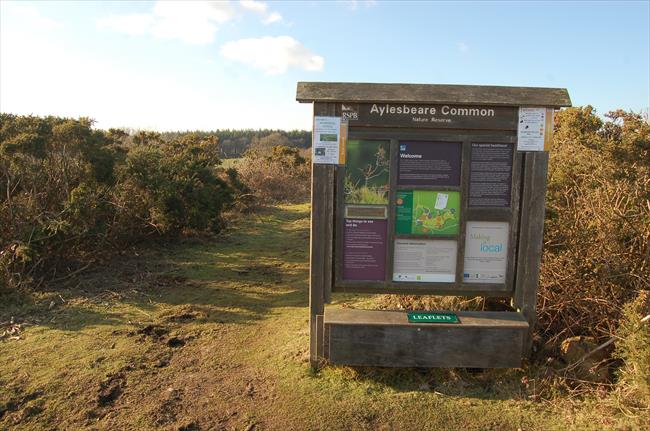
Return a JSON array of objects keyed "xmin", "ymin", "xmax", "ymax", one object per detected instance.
[
  {"xmin": 297, "ymin": 82, "xmax": 571, "ymax": 369},
  {"xmin": 342, "ymin": 102, "xmax": 517, "ymax": 129}
]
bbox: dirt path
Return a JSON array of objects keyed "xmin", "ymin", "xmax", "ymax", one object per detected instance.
[{"xmin": 0, "ymin": 204, "xmax": 640, "ymax": 430}]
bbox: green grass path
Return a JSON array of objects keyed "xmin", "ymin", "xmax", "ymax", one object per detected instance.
[{"xmin": 0, "ymin": 204, "xmax": 638, "ymax": 430}]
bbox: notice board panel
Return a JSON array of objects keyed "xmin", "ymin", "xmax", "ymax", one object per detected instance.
[{"xmin": 334, "ymin": 132, "xmax": 518, "ymax": 296}]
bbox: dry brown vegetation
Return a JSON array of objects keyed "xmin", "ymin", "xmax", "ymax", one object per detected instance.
[
  {"xmin": 236, "ymin": 145, "xmax": 311, "ymax": 204},
  {"xmin": 539, "ymin": 107, "xmax": 649, "ymax": 346}
]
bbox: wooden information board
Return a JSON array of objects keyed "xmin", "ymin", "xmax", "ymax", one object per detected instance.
[{"xmin": 297, "ymin": 82, "xmax": 571, "ymax": 369}]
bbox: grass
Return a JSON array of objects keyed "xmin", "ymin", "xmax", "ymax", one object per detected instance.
[
  {"xmin": 221, "ymin": 157, "xmax": 243, "ymax": 169},
  {"xmin": 345, "ymin": 185, "xmax": 388, "ymax": 205},
  {"xmin": 1, "ymin": 203, "xmax": 647, "ymax": 430}
]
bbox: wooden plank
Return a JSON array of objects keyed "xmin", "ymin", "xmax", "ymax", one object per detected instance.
[
  {"xmin": 309, "ymin": 102, "xmax": 337, "ymax": 368},
  {"xmin": 316, "ymin": 314, "xmax": 324, "ymax": 360},
  {"xmin": 343, "ymin": 103, "xmax": 518, "ymax": 130},
  {"xmin": 297, "ymin": 82, "xmax": 572, "ymax": 108},
  {"xmin": 324, "ymin": 309, "xmax": 528, "ymax": 368},
  {"xmin": 457, "ymin": 140, "xmax": 470, "ymax": 284},
  {"xmin": 309, "ymin": 162, "xmax": 327, "ymax": 368},
  {"xmin": 513, "ymin": 151, "xmax": 549, "ymax": 354},
  {"xmin": 325, "ymin": 308, "xmax": 528, "ymax": 328},
  {"xmin": 347, "ymin": 128, "xmax": 517, "ymax": 143},
  {"xmin": 332, "ymin": 283, "xmax": 511, "ymax": 297},
  {"xmin": 327, "ymin": 326, "xmax": 525, "ymax": 368},
  {"xmin": 385, "ymin": 139, "xmax": 399, "ymax": 284},
  {"xmin": 507, "ymin": 149, "xmax": 524, "ymax": 295}
]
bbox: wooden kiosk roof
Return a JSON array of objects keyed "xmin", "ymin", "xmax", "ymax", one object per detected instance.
[{"xmin": 296, "ymin": 82, "xmax": 572, "ymax": 108}]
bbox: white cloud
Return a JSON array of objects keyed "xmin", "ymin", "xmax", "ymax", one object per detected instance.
[
  {"xmin": 239, "ymin": 0, "xmax": 267, "ymax": 14},
  {"xmin": 239, "ymin": 0, "xmax": 283, "ymax": 25},
  {"xmin": 220, "ymin": 36, "xmax": 324, "ymax": 75},
  {"xmin": 97, "ymin": 1, "xmax": 235, "ymax": 45},
  {"xmin": 2, "ymin": 3, "xmax": 62, "ymax": 30},
  {"xmin": 1, "ymin": 19, "xmax": 314, "ymax": 131},
  {"xmin": 263, "ymin": 12, "xmax": 283, "ymax": 25},
  {"xmin": 97, "ymin": 13, "xmax": 154, "ymax": 36}
]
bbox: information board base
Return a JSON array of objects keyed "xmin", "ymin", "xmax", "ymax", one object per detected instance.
[{"xmin": 323, "ymin": 309, "xmax": 528, "ymax": 368}]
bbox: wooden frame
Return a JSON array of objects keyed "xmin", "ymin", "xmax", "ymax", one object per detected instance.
[{"xmin": 301, "ymin": 83, "xmax": 571, "ymax": 368}]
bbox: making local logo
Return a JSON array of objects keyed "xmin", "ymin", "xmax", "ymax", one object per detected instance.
[{"xmin": 471, "ymin": 233, "xmax": 503, "ymax": 253}]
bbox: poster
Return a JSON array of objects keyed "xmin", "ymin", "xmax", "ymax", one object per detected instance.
[
  {"xmin": 312, "ymin": 116, "xmax": 341, "ymax": 164},
  {"xmin": 398, "ymin": 141, "xmax": 461, "ymax": 186},
  {"xmin": 395, "ymin": 190, "xmax": 460, "ymax": 236},
  {"xmin": 343, "ymin": 219, "xmax": 387, "ymax": 281},
  {"xmin": 469, "ymin": 143, "xmax": 513, "ymax": 207},
  {"xmin": 393, "ymin": 239, "xmax": 457, "ymax": 282},
  {"xmin": 344, "ymin": 140, "xmax": 390, "ymax": 204},
  {"xmin": 463, "ymin": 221, "xmax": 509, "ymax": 284},
  {"xmin": 517, "ymin": 107, "xmax": 549, "ymax": 152}
]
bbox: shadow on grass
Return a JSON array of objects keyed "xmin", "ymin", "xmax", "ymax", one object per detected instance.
[{"xmin": 1, "ymin": 204, "xmax": 312, "ymax": 331}]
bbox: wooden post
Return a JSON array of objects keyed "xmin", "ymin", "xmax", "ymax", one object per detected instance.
[
  {"xmin": 309, "ymin": 102, "xmax": 336, "ymax": 369},
  {"xmin": 513, "ymin": 151, "xmax": 549, "ymax": 354}
]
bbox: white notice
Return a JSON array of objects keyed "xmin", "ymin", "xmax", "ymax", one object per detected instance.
[
  {"xmin": 393, "ymin": 239, "xmax": 457, "ymax": 282},
  {"xmin": 434, "ymin": 192, "xmax": 449, "ymax": 210},
  {"xmin": 312, "ymin": 116, "xmax": 341, "ymax": 164},
  {"xmin": 517, "ymin": 107, "xmax": 546, "ymax": 151},
  {"xmin": 463, "ymin": 221, "xmax": 509, "ymax": 284}
]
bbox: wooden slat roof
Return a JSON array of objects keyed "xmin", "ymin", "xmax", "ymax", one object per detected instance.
[{"xmin": 296, "ymin": 82, "xmax": 571, "ymax": 108}]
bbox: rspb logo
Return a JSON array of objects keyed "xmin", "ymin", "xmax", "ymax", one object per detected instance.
[
  {"xmin": 400, "ymin": 144, "xmax": 407, "ymax": 151},
  {"xmin": 341, "ymin": 104, "xmax": 359, "ymax": 121}
]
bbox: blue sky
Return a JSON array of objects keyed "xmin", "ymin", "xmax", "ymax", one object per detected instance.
[{"xmin": 1, "ymin": 1, "xmax": 648, "ymax": 131}]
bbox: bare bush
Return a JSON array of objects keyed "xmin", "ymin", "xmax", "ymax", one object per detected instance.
[
  {"xmin": 236, "ymin": 145, "xmax": 310, "ymax": 204},
  {"xmin": 538, "ymin": 107, "xmax": 649, "ymax": 347}
]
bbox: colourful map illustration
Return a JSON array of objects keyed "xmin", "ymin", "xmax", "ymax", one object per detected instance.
[{"xmin": 396, "ymin": 190, "xmax": 460, "ymax": 236}]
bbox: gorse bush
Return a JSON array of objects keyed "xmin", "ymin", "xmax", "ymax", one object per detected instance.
[
  {"xmin": 237, "ymin": 145, "xmax": 310, "ymax": 204},
  {"xmin": 120, "ymin": 134, "xmax": 233, "ymax": 233},
  {"xmin": 612, "ymin": 291, "xmax": 650, "ymax": 410},
  {"xmin": 0, "ymin": 114, "xmax": 241, "ymax": 289},
  {"xmin": 539, "ymin": 107, "xmax": 649, "ymax": 346}
]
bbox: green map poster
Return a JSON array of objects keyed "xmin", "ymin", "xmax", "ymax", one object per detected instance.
[{"xmin": 395, "ymin": 190, "xmax": 460, "ymax": 235}]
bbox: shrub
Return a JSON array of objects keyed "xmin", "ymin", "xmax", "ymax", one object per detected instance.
[
  {"xmin": 538, "ymin": 107, "xmax": 649, "ymax": 347},
  {"xmin": 236, "ymin": 145, "xmax": 310, "ymax": 204},
  {"xmin": 119, "ymin": 134, "xmax": 234, "ymax": 233},
  {"xmin": 0, "ymin": 115, "xmax": 239, "ymax": 288},
  {"xmin": 612, "ymin": 291, "xmax": 650, "ymax": 411}
]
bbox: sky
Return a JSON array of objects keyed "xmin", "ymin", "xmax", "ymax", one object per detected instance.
[{"xmin": 1, "ymin": 0, "xmax": 648, "ymax": 131}]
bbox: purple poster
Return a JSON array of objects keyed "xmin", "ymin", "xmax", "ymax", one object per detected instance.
[
  {"xmin": 343, "ymin": 219, "xmax": 387, "ymax": 281},
  {"xmin": 398, "ymin": 141, "xmax": 461, "ymax": 186}
]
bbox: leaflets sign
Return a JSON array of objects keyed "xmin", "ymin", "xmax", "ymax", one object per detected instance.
[
  {"xmin": 407, "ymin": 312, "xmax": 459, "ymax": 324},
  {"xmin": 463, "ymin": 221, "xmax": 509, "ymax": 284},
  {"xmin": 393, "ymin": 239, "xmax": 457, "ymax": 282},
  {"xmin": 396, "ymin": 190, "xmax": 460, "ymax": 236},
  {"xmin": 469, "ymin": 143, "xmax": 513, "ymax": 207},
  {"xmin": 398, "ymin": 141, "xmax": 461, "ymax": 186},
  {"xmin": 343, "ymin": 219, "xmax": 387, "ymax": 281}
]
